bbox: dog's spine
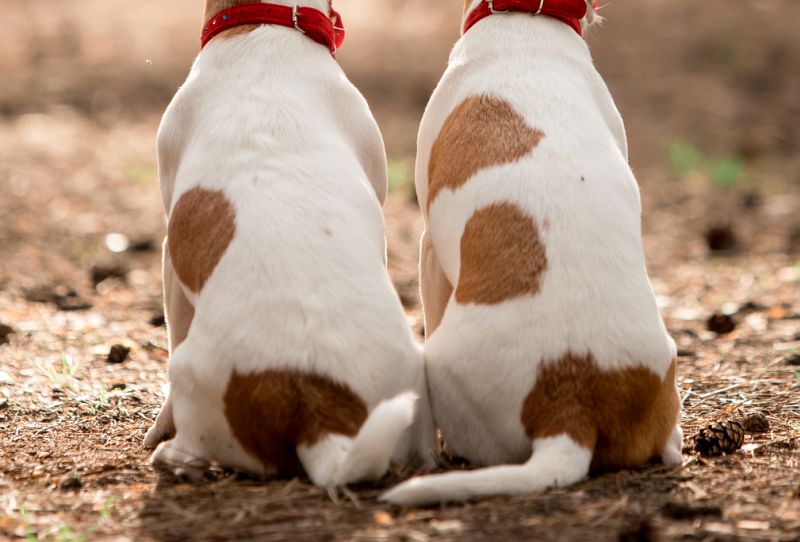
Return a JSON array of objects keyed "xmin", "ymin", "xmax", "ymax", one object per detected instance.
[{"xmin": 381, "ymin": 435, "xmax": 591, "ymax": 505}]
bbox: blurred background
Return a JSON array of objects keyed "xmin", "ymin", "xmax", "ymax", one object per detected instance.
[
  {"xmin": 1, "ymin": 0, "xmax": 798, "ymax": 292},
  {"xmin": 1, "ymin": 0, "xmax": 798, "ymax": 291},
  {"xmin": 1, "ymin": 2, "xmax": 799, "ymax": 539}
]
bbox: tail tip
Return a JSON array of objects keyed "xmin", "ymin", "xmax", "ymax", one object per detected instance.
[{"xmin": 380, "ymin": 477, "xmax": 433, "ymax": 506}]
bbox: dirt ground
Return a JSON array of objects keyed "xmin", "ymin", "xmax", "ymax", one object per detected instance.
[{"xmin": 1, "ymin": 1, "xmax": 799, "ymax": 540}]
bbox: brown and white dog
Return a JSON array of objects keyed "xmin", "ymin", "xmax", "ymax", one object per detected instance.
[
  {"xmin": 383, "ymin": 0, "xmax": 682, "ymax": 505},
  {"xmin": 143, "ymin": 0, "xmax": 436, "ymax": 488}
]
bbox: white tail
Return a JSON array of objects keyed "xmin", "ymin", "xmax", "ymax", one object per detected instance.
[
  {"xmin": 298, "ymin": 392, "xmax": 418, "ymax": 487},
  {"xmin": 381, "ymin": 435, "xmax": 592, "ymax": 506}
]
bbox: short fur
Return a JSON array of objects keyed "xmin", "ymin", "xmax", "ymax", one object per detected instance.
[
  {"xmin": 382, "ymin": 2, "xmax": 681, "ymax": 506},
  {"xmin": 145, "ymin": 0, "xmax": 436, "ymax": 487}
]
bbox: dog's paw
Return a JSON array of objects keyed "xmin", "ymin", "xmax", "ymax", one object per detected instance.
[
  {"xmin": 150, "ymin": 440, "xmax": 210, "ymax": 482},
  {"xmin": 143, "ymin": 397, "xmax": 176, "ymax": 449},
  {"xmin": 662, "ymin": 425, "xmax": 684, "ymax": 466}
]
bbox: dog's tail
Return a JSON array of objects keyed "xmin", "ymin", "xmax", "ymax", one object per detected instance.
[
  {"xmin": 298, "ymin": 392, "xmax": 418, "ymax": 488},
  {"xmin": 380, "ymin": 435, "xmax": 591, "ymax": 506}
]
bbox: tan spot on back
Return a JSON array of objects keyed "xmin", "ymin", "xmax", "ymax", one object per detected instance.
[
  {"xmin": 168, "ymin": 187, "xmax": 236, "ymax": 293},
  {"xmin": 456, "ymin": 202, "xmax": 548, "ymax": 305},
  {"xmin": 224, "ymin": 369, "xmax": 368, "ymax": 477},
  {"xmin": 428, "ymin": 96, "xmax": 544, "ymax": 209},
  {"xmin": 521, "ymin": 353, "xmax": 680, "ymax": 471}
]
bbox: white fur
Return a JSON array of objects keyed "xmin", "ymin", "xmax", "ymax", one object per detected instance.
[
  {"xmin": 383, "ymin": 435, "xmax": 591, "ymax": 506},
  {"xmin": 663, "ymin": 425, "xmax": 685, "ymax": 466},
  {"xmin": 147, "ymin": 0, "xmax": 436, "ymax": 485},
  {"xmin": 298, "ymin": 392, "xmax": 419, "ymax": 487},
  {"xmin": 384, "ymin": 8, "xmax": 680, "ymax": 504}
]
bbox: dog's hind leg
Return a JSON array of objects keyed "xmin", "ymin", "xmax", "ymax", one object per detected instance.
[
  {"xmin": 381, "ymin": 435, "xmax": 592, "ymax": 506},
  {"xmin": 662, "ymin": 424, "xmax": 683, "ymax": 466},
  {"xmin": 419, "ymin": 230, "xmax": 453, "ymax": 338},
  {"xmin": 151, "ymin": 436, "xmax": 211, "ymax": 481},
  {"xmin": 145, "ymin": 238, "xmax": 195, "ymax": 449}
]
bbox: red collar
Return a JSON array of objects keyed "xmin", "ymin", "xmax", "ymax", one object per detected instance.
[
  {"xmin": 201, "ymin": 3, "xmax": 345, "ymax": 55},
  {"xmin": 464, "ymin": 0, "xmax": 588, "ymax": 37}
]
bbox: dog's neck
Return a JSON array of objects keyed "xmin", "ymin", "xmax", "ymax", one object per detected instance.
[
  {"xmin": 203, "ymin": 1, "xmax": 333, "ymax": 32},
  {"xmin": 452, "ymin": 5, "xmax": 592, "ymax": 73},
  {"xmin": 462, "ymin": 0, "xmax": 596, "ymax": 33}
]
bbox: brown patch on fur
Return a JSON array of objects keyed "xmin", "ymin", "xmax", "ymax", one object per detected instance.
[
  {"xmin": 427, "ymin": 96, "xmax": 544, "ymax": 209},
  {"xmin": 224, "ymin": 369, "xmax": 368, "ymax": 476},
  {"xmin": 521, "ymin": 353, "xmax": 680, "ymax": 471},
  {"xmin": 168, "ymin": 187, "xmax": 236, "ymax": 293},
  {"xmin": 456, "ymin": 202, "xmax": 548, "ymax": 305}
]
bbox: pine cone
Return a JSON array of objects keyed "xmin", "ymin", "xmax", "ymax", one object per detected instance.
[
  {"xmin": 742, "ymin": 412, "xmax": 770, "ymax": 434},
  {"xmin": 693, "ymin": 419, "xmax": 745, "ymax": 457}
]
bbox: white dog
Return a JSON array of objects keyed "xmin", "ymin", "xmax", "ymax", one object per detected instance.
[
  {"xmin": 143, "ymin": 0, "xmax": 435, "ymax": 488},
  {"xmin": 383, "ymin": 0, "xmax": 682, "ymax": 505}
]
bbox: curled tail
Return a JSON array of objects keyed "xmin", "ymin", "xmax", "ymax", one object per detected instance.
[
  {"xmin": 298, "ymin": 392, "xmax": 418, "ymax": 487},
  {"xmin": 381, "ymin": 435, "xmax": 591, "ymax": 506}
]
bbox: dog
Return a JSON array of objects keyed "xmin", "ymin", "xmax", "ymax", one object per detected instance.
[
  {"xmin": 382, "ymin": 0, "xmax": 682, "ymax": 505},
  {"xmin": 143, "ymin": 0, "xmax": 436, "ymax": 488}
]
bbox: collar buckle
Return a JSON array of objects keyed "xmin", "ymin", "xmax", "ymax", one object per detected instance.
[
  {"xmin": 487, "ymin": 0, "xmax": 508, "ymax": 14},
  {"xmin": 292, "ymin": 4, "xmax": 306, "ymax": 34}
]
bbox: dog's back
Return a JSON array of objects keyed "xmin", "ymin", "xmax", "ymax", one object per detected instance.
[
  {"xmin": 152, "ymin": 21, "xmax": 434, "ymax": 484},
  {"xmin": 384, "ymin": 9, "xmax": 681, "ymax": 506},
  {"xmin": 422, "ymin": 15, "xmax": 676, "ymax": 466}
]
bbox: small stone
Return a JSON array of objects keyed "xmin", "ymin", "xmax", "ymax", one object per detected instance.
[
  {"xmin": 25, "ymin": 286, "xmax": 56, "ymax": 303},
  {"xmin": 28, "ymin": 285, "xmax": 93, "ymax": 311},
  {"xmin": 737, "ymin": 300, "xmax": 765, "ymax": 313},
  {"xmin": 661, "ymin": 502, "xmax": 722, "ymax": 520},
  {"xmin": 90, "ymin": 264, "xmax": 129, "ymax": 288},
  {"xmin": 0, "ymin": 323, "xmax": 13, "ymax": 345},
  {"xmin": 55, "ymin": 292, "xmax": 93, "ymax": 312},
  {"xmin": 127, "ymin": 237, "xmax": 156, "ymax": 253},
  {"xmin": 149, "ymin": 313, "xmax": 166, "ymax": 328},
  {"xmin": 742, "ymin": 412, "xmax": 770, "ymax": 434},
  {"xmin": 705, "ymin": 225, "xmax": 737, "ymax": 252},
  {"xmin": 741, "ymin": 191, "xmax": 761, "ymax": 210},
  {"xmin": 105, "ymin": 232, "xmax": 130, "ymax": 253},
  {"xmin": 706, "ymin": 313, "xmax": 736, "ymax": 335},
  {"xmin": 783, "ymin": 353, "xmax": 800, "ymax": 366},
  {"xmin": 430, "ymin": 520, "xmax": 464, "ymax": 535},
  {"xmin": 59, "ymin": 476, "xmax": 83, "ymax": 490},
  {"xmin": 618, "ymin": 518, "xmax": 656, "ymax": 542},
  {"xmin": 106, "ymin": 344, "xmax": 131, "ymax": 364}
]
